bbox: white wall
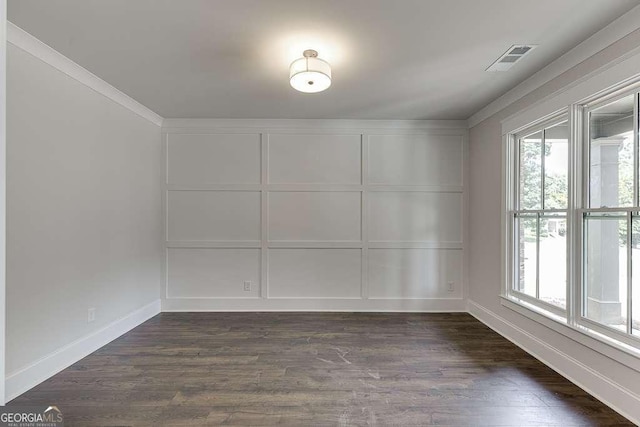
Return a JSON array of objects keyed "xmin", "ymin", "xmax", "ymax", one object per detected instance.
[
  {"xmin": 5, "ymin": 33, "xmax": 162, "ymax": 400},
  {"xmin": 468, "ymin": 27, "xmax": 640, "ymax": 423},
  {"xmin": 162, "ymin": 120, "xmax": 468, "ymax": 311}
]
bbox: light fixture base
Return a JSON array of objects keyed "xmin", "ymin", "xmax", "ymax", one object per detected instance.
[{"xmin": 303, "ymin": 49, "xmax": 318, "ymax": 58}]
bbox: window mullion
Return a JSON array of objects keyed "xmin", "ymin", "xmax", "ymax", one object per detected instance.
[
  {"xmin": 536, "ymin": 212, "xmax": 541, "ymax": 300},
  {"xmin": 627, "ymin": 211, "xmax": 633, "ymax": 335},
  {"xmin": 509, "ymin": 135, "xmax": 520, "ymax": 297},
  {"xmin": 515, "ymin": 136, "xmax": 521, "ymax": 211},
  {"xmin": 539, "ymin": 129, "xmax": 545, "ymax": 303},
  {"xmin": 579, "ymin": 108, "xmax": 592, "ymax": 326},
  {"xmin": 632, "ymin": 93, "xmax": 639, "ymax": 335},
  {"xmin": 633, "ymin": 92, "xmax": 639, "ymax": 207},
  {"xmin": 541, "ymin": 129, "xmax": 546, "ymax": 210},
  {"xmin": 568, "ymin": 104, "xmax": 582, "ymax": 327}
]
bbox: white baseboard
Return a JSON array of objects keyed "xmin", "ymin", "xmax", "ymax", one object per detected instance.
[
  {"xmin": 162, "ymin": 297, "xmax": 467, "ymax": 312},
  {"xmin": 467, "ymin": 300, "xmax": 640, "ymax": 425},
  {"xmin": 5, "ymin": 299, "xmax": 161, "ymax": 403}
]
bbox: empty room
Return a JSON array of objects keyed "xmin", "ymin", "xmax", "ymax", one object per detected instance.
[{"xmin": 1, "ymin": 0, "xmax": 640, "ymax": 425}]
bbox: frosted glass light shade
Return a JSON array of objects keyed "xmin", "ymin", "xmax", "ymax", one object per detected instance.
[{"xmin": 289, "ymin": 50, "xmax": 331, "ymax": 93}]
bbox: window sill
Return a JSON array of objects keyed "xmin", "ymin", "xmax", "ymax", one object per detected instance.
[{"xmin": 500, "ymin": 295, "xmax": 640, "ymax": 373}]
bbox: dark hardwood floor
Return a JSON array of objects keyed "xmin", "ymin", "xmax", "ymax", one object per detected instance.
[{"xmin": 8, "ymin": 313, "xmax": 633, "ymax": 426}]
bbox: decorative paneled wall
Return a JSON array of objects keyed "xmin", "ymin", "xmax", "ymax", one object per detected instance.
[{"xmin": 162, "ymin": 120, "xmax": 468, "ymax": 311}]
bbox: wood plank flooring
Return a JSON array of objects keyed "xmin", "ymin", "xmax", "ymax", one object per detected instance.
[{"xmin": 8, "ymin": 313, "xmax": 633, "ymax": 426}]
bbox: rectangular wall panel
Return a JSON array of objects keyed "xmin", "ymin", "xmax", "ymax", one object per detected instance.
[
  {"xmin": 168, "ymin": 248, "xmax": 260, "ymax": 298},
  {"xmin": 269, "ymin": 192, "xmax": 361, "ymax": 241},
  {"xmin": 167, "ymin": 133, "xmax": 261, "ymax": 185},
  {"xmin": 269, "ymin": 249, "xmax": 361, "ymax": 298},
  {"xmin": 162, "ymin": 124, "xmax": 467, "ymax": 310},
  {"xmin": 368, "ymin": 249, "xmax": 463, "ymax": 298},
  {"xmin": 369, "ymin": 134, "xmax": 463, "ymax": 186},
  {"xmin": 369, "ymin": 192, "xmax": 462, "ymax": 242},
  {"xmin": 269, "ymin": 134, "xmax": 361, "ymax": 184},
  {"xmin": 167, "ymin": 191, "xmax": 261, "ymax": 241}
]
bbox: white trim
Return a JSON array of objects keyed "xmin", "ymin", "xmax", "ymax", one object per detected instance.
[
  {"xmin": 162, "ymin": 297, "xmax": 466, "ymax": 312},
  {"xmin": 7, "ymin": 22, "xmax": 163, "ymax": 127},
  {"xmin": 260, "ymin": 133, "xmax": 269, "ymax": 299},
  {"xmin": 500, "ymin": 64, "xmax": 640, "ymax": 356},
  {"xmin": 165, "ymin": 184, "xmax": 464, "ymax": 193},
  {"xmin": 361, "ymin": 134, "xmax": 370, "ymax": 300},
  {"xmin": 468, "ymin": 300, "xmax": 640, "ymax": 425},
  {"xmin": 500, "ymin": 297, "xmax": 640, "ymax": 370},
  {"xmin": 504, "ymin": 113, "xmax": 570, "ymax": 318},
  {"xmin": 5, "ymin": 300, "xmax": 161, "ymax": 402},
  {"xmin": 468, "ymin": 5, "xmax": 640, "ymax": 128},
  {"xmin": 163, "ymin": 122, "xmax": 468, "ymax": 311},
  {"xmin": 462, "ymin": 133, "xmax": 470, "ymax": 302},
  {"xmin": 0, "ymin": 0, "xmax": 6, "ymax": 406},
  {"xmin": 162, "ymin": 118, "xmax": 468, "ymax": 132},
  {"xmin": 501, "ymin": 49, "xmax": 640, "ymax": 134}
]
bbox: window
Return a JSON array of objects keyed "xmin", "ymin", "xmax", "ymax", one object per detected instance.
[
  {"xmin": 505, "ymin": 84, "xmax": 640, "ymax": 351},
  {"xmin": 584, "ymin": 92, "xmax": 640, "ymax": 339},
  {"xmin": 510, "ymin": 118, "xmax": 569, "ymax": 314}
]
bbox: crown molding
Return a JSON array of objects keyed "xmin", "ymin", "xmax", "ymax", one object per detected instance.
[
  {"xmin": 7, "ymin": 22, "xmax": 163, "ymax": 127},
  {"xmin": 467, "ymin": 4, "xmax": 640, "ymax": 129}
]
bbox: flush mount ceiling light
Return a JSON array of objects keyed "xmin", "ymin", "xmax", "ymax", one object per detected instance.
[{"xmin": 289, "ymin": 49, "xmax": 331, "ymax": 93}]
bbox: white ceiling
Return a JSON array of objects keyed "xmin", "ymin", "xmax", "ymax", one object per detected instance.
[{"xmin": 7, "ymin": 0, "xmax": 640, "ymax": 120}]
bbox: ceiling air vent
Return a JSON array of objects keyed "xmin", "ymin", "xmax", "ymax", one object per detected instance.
[{"xmin": 486, "ymin": 44, "xmax": 537, "ymax": 72}]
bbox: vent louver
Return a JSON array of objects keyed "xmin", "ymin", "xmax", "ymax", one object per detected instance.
[{"xmin": 486, "ymin": 44, "xmax": 537, "ymax": 72}]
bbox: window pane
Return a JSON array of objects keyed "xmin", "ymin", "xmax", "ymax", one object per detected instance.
[
  {"xmin": 539, "ymin": 216, "xmax": 566, "ymax": 308},
  {"xmin": 516, "ymin": 216, "xmax": 537, "ymax": 297},
  {"xmin": 519, "ymin": 132, "xmax": 542, "ymax": 210},
  {"xmin": 584, "ymin": 215, "xmax": 627, "ymax": 332},
  {"xmin": 544, "ymin": 123, "xmax": 569, "ymax": 209},
  {"xmin": 589, "ymin": 95, "xmax": 635, "ymax": 208},
  {"xmin": 632, "ymin": 216, "xmax": 640, "ymax": 335}
]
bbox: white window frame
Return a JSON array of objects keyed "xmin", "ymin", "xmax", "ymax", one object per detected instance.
[
  {"xmin": 505, "ymin": 112, "xmax": 570, "ymax": 319},
  {"xmin": 577, "ymin": 87, "xmax": 640, "ymax": 349},
  {"xmin": 503, "ymin": 78, "xmax": 640, "ymax": 358}
]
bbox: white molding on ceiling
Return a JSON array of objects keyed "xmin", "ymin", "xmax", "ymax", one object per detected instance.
[
  {"xmin": 162, "ymin": 118, "xmax": 468, "ymax": 132},
  {"xmin": 467, "ymin": 4, "xmax": 640, "ymax": 129},
  {"xmin": 7, "ymin": 22, "xmax": 163, "ymax": 127}
]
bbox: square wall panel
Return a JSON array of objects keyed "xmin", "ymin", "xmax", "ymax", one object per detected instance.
[
  {"xmin": 269, "ymin": 249, "xmax": 361, "ymax": 298},
  {"xmin": 167, "ymin": 133, "xmax": 261, "ymax": 185},
  {"xmin": 268, "ymin": 134, "xmax": 361, "ymax": 184},
  {"xmin": 167, "ymin": 191, "xmax": 261, "ymax": 241},
  {"xmin": 269, "ymin": 192, "xmax": 361, "ymax": 241},
  {"xmin": 368, "ymin": 249, "xmax": 463, "ymax": 298},
  {"xmin": 167, "ymin": 248, "xmax": 260, "ymax": 298},
  {"xmin": 369, "ymin": 192, "xmax": 462, "ymax": 242},
  {"xmin": 369, "ymin": 134, "xmax": 463, "ymax": 186}
]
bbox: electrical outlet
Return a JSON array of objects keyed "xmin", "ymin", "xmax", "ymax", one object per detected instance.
[
  {"xmin": 243, "ymin": 281, "xmax": 252, "ymax": 292},
  {"xmin": 88, "ymin": 307, "xmax": 96, "ymax": 323},
  {"xmin": 447, "ymin": 282, "xmax": 455, "ymax": 293}
]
